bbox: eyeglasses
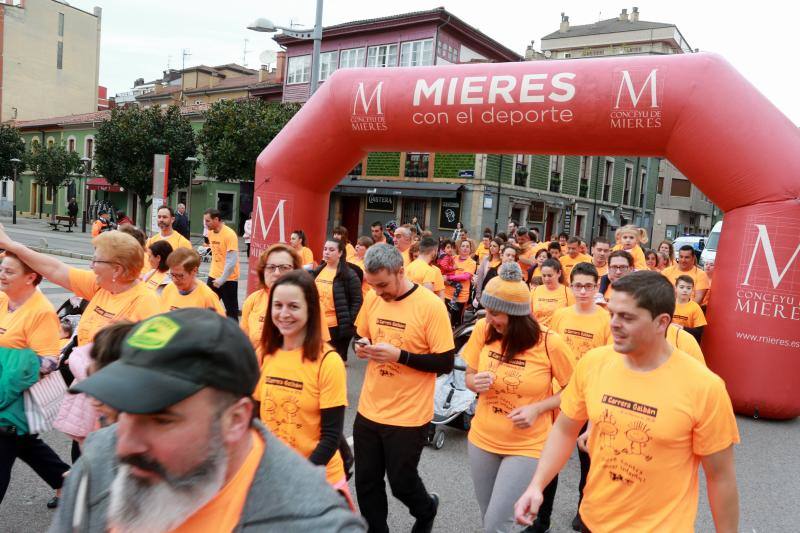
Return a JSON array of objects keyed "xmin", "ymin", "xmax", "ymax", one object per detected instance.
[
  {"xmin": 90, "ymin": 259, "xmax": 119, "ymax": 268},
  {"xmin": 571, "ymin": 283, "xmax": 597, "ymax": 292},
  {"xmin": 265, "ymin": 264, "xmax": 293, "ymax": 274},
  {"xmin": 609, "ymin": 265, "xmax": 630, "ymax": 272}
]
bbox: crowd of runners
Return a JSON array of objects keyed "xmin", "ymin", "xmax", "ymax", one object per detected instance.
[{"xmin": 0, "ymin": 208, "xmax": 738, "ymax": 533}]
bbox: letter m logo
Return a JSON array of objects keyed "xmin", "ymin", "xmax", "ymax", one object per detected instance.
[
  {"xmin": 614, "ymin": 68, "xmax": 660, "ymax": 109},
  {"xmin": 353, "ymin": 81, "xmax": 384, "ymax": 115},
  {"xmin": 252, "ymin": 194, "xmax": 292, "ymax": 244},
  {"xmin": 742, "ymin": 224, "xmax": 800, "ymax": 289}
]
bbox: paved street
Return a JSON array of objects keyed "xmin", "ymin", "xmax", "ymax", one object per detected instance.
[{"xmin": 0, "ymin": 217, "xmax": 798, "ymax": 531}]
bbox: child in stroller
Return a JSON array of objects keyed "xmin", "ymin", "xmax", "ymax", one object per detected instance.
[{"xmin": 427, "ymin": 355, "xmax": 477, "ymax": 449}]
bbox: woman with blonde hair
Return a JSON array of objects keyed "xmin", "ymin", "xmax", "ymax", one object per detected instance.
[
  {"xmin": 0, "ymin": 227, "xmax": 159, "ymax": 346},
  {"xmin": 613, "ymin": 225, "xmax": 648, "ymax": 271}
]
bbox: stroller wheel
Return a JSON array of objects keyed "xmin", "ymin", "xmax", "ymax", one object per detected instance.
[{"xmin": 433, "ymin": 429, "xmax": 446, "ymax": 450}]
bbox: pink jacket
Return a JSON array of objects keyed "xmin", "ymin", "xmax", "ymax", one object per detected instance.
[{"xmin": 53, "ymin": 344, "xmax": 97, "ymax": 441}]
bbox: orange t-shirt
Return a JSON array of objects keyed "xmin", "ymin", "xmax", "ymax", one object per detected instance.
[
  {"xmin": 240, "ymin": 288, "xmax": 330, "ymax": 364},
  {"xmin": 401, "ymin": 249, "xmax": 411, "ymax": 267},
  {"xmin": 255, "ymin": 345, "xmax": 347, "ymax": 484},
  {"xmin": 530, "ymin": 284, "xmax": 574, "ymax": 327},
  {"xmin": 462, "ymin": 322, "xmax": 573, "ymax": 457},
  {"xmin": 593, "ymin": 261, "xmax": 608, "ymax": 278},
  {"xmin": 345, "ymin": 243, "xmax": 356, "ymax": 261},
  {"xmin": 445, "ymin": 256, "xmax": 477, "ymax": 303},
  {"xmin": 662, "ymin": 265, "xmax": 710, "ymax": 301},
  {"xmin": 559, "ymin": 253, "xmax": 593, "ymax": 282},
  {"xmin": 701, "ymin": 281, "xmax": 712, "ymax": 307},
  {"xmin": 550, "ymin": 306, "xmax": 612, "ymax": 366},
  {"xmin": 208, "ymin": 224, "xmax": 240, "ymax": 280},
  {"xmin": 315, "ymin": 267, "xmax": 338, "ymax": 328},
  {"xmin": 146, "ymin": 231, "xmax": 192, "ymax": 252},
  {"xmin": 475, "ymin": 242, "xmax": 490, "ymax": 264},
  {"xmin": 672, "ymin": 300, "xmax": 707, "ymax": 329},
  {"xmin": 142, "ymin": 269, "xmax": 170, "ymax": 293},
  {"xmin": 406, "ymin": 258, "xmax": 439, "ymax": 292},
  {"xmin": 517, "ymin": 244, "xmax": 537, "ymax": 282},
  {"xmin": 355, "ymin": 285, "xmax": 454, "ymax": 426},
  {"xmin": 169, "ymin": 430, "xmax": 264, "ymax": 533},
  {"xmin": 666, "ymin": 324, "xmax": 705, "ymax": 365},
  {"xmin": 299, "ymin": 246, "xmax": 315, "ymax": 267},
  {"xmin": 0, "ymin": 290, "xmax": 62, "ymax": 356},
  {"xmin": 561, "ymin": 346, "xmax": 739, "ymax": 532},
  {"xmin": 69, "ymin": 268, "xmax": 160, "ymax": 345},
  {"xmin": 160, "ymin": 282, "xmax": 225, "ymax": 315},
  {"xmin": 613, "ymin": 244, "xmax": 647, "ymax": 271}
]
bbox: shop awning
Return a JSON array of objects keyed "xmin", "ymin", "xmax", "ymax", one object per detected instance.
[
  {"xmin": 601, "ymin": 211, "xmax": 621, "ymax": 227},
  {"xmin": 86, "ymin": 177, "xmax": 123, "ymax": 192},
  {"xmin": 333, "ymin": 177, "xmax": 462, "ymax": 198}
]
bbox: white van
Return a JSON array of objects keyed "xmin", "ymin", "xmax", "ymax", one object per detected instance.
[{"xmin": 700, "ymin": 220, "xmax": 722, "ymax": 266}]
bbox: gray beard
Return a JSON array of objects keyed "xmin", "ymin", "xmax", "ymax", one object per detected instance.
[{"xmin": 107, "ymin": 432, "xmax": 228, "ymax": 533}]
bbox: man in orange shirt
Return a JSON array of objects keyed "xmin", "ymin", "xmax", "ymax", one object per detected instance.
[
  {"xmin": 662, "ymin": 245, "xmax": 710, "ymax": 304},
  {"xmin": 591, "ymin": 237, "xmax": 611, "ymax": 278},
  {"xmin": 160, "ymin": 248, "xmax": 225, "ymax": 315},
  {"xmin": 91, "ymin": 209, "xmax": 113, "ymax": 237},
  {"xmin": 515, "ymin": 272, "xmax": 739, "ymax": 532},
  {"xmin": 559, "ymin": 237, "xmax": 593, "ymax": 281},
  {"xmin": 203, "ymin": 208, "xmax": 240, "ymax": 320},
  {"xmin": 146, "ymin": 206, "xmax": 193, "ymax": 252},
  {"xmin": 393, "ymin": 225, "xmax": 413, "ymax": 266},
  {"xmin": 54, "ymin": 309, "xmax": 363, "ymax": 532},
  {"xmin": 354, "ymin": 244, "xmax": 454, "ymax": 533}
]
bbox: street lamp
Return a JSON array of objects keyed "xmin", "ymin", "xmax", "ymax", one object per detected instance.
[
  {"xmin": 185, "ymin": 156, "xmax": 198, "ymax": 235},
  {"xmin": 80, "ymin": 157, "xmax": 91, "ymax": 233},
  {"xmin": 248, "ymin": 0, "xmax": 324, "ymax": 96},
  {"xmin": 9, "ymin": 158, "xmax": 21, "ymax": 224}
]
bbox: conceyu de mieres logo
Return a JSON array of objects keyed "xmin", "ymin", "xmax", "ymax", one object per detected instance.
[
  {"xmin": 352, "ymin": 81, "xmax": 387, "ymax": 131},
  {"xmin": 610, "ymin": 68, "xmax": 663, "ymax": 129}
]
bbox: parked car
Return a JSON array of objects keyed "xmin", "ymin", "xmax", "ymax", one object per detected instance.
[
  {"xmin": 672, "ymin": 235, "xmax": 706, "ymax": 263},
  {"xmin": 700, "ymin": 220, "xmax": 723, "ymax": 266}
]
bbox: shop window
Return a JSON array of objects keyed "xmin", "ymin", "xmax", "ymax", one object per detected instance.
[{"xmin": 402, "ymin": 198, "xmax": 426, "ymax": 225}]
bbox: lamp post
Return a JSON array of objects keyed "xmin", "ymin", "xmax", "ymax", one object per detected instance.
[
  {"xmin": 9, "ymin": 158, "xmax": 21, "ymax": 224},
  {"xmin": 248, "ymin": 0, "xmax": 324, "ymax": 96},
  {"xmin": 185, "ymin": 156, "xmax": 198, "ymax": 236},
  {"xmin": 80, "ymin": 157, "xmax": 91, "ymax": 233}
]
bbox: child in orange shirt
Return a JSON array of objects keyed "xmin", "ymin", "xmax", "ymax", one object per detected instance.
[
  {"xmin": 613, "ymin": 225, "xmax": 648, "ymax": 271},
  {"xmin": 673, "ymin": 275, "xmax": 707, "ymax": 342}
]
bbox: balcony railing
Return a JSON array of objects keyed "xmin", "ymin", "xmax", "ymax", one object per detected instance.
[{"xmin": 514, "ymin": 169, "xmax": 528, "ymax": 187}]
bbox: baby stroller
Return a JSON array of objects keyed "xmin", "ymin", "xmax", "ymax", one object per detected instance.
[
  {"xmin": 427, "ymin": 355, "xmax": 477, "ymax": 449},
  {"xmin": 196, "ymin": 236, "xmax": 212, "ymax": 263}
]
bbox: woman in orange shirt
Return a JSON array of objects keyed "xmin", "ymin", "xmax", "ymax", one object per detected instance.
[
  {"xmin": 463, "ymin": 263, "xmax": 573, "ymax": 533},
  {"xmin": 141, "ymin": 240, "xmax": 172, "ymax": 294},
  {"xmin": 0, "ymin": 228, "xmax": 159, "ymax": 347},
  {"xmin": 530, "ymin": 258, "xmax": 574, "ymax": 327},
  {"xmin": 644, "ymin": 249, "xmax": 660, "ymax": 271},
  {"xmin": 290, "ymin": 229, "xmax": 315, "ymax": 269},
  {"xmin": 658, "ymin": 240, "xmax": 677, "ymax": 267},
  {"xmin": 256, "ymin": 270, "xmax": 351, "ymax": 504}
]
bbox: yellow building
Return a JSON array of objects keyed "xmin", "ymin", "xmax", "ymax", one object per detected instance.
[
  {"xmin": 135, "ymin": 64, "xmax": 264, "ymax": 109},
  {"xmin": 1, "ymin": 0, "xmax": 101, "ymax": 123}
]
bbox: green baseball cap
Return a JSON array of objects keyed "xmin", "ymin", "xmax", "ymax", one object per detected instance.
[{"xmin": 73, "ymin": 308, "xmax": 259, "ymax": 414}]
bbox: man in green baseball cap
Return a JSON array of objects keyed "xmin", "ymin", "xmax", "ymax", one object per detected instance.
[{"xmin": 50, "ymin": 308, "xmax": 364, "ymax": 533}]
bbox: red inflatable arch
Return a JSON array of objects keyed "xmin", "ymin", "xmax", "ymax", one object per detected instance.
[{"xmin": 251, "ymin": 53, "xmax": 800, "ymax": 419}]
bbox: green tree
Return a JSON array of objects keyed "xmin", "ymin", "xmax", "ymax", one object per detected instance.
[
  {"xmin": 197, "ymin": 99, "xmax": 300, "ymax": 182},
  {"xmin": 95, "ymin": 105, "xmax": 196, "ymax": 225},
  {"xmin": 26, "ymin": 143, "xmax": 82, "ymax": 219},
  {"xmin": 0, "ymin": 124, "xmax": 26, "ymax": 179}
]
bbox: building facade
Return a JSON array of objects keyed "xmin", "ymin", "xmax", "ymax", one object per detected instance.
[
  {"xmin": 536, "ymin": 7, "xmax": 715, "ymax": 242},
  {"xmin": 0, "ymin": 0, "xmax": 101, "ymax": 122}
]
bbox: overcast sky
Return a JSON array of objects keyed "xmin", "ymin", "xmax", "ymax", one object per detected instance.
[{"xmin": 72, "ymin": 0, "xmax": 800, "ymax": 125}]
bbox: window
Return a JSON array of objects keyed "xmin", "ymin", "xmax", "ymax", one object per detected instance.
[
  {"xmin": 400, "ymin": 39, "xmax": 433, "ymax": 67},
  {"xmin": 318, "ymin": 51, "xmax": 338, "ymax": 81},
  {"xmin": 47, "ymin": 137, "xmax": 55, "ymax": 147},
  {"xmin": 340, "ymin": 48, "xmax": 365, "ymax": 68},
  {"xmin": 31, "ymin": 139, "xmax": 41, "ymax": 152},
  {"xmin": 2, "ymin": 182, "xmax": 7, "ymax": 198},
  {"xmin": 57, "ymin": 41, "xmax": 63, "ymax": 69},
  {"xmin": 436, "ymin": 41, "xmax": 459, "ymax": 63},
  {"xmin": 579, "ymin": 156, "xmax": 591, "ymax": 198},
  {"xmin": 529, "ymin": 201, "xmax": 546, "ymax": 223},
  {"xmin": 564, "ymin": 53, "xmax": 572, "ymax": 59},
  {"xmin": 67, "ymin": 138, "xmax": 75, "ymax": 152},
  {"xmin": 367, "ymin": 44, "xmax": 398, "ymax": 68},
  {"xmin": 216, "ymin": 192, "xmax": 235, "ymax": 220},
  {"xmin": 671, "ymin": 179, "xmax": 692, "ymax": 197},
  {"xmin": 514, "ymin": 155, "xmax": 528, "ymax": 187},
  {"xmin": 657, "ymin": 176, "xmax": 664, "ymax": 194},
  {"xmin": 638, "ymin": 168, "xmax": 647, "ymax": 207},
  {"xmin": 623, "ymin": 164, "xmax": 633, "ymax": 205},
  {"xmin": 46, "ymin": 187, "xmax": 53, "ymax": 202},
  {"xmin": 581, "ymin": 48, "xmax": 605, "ymax": 57},
  {"xmin": 405, "ymin": 153, "xmax": 429, "ymax": 178},
  {"xmin": 602, "ymin": 159, "xmax": 613, "ymax": 202},
  {"xmin": 286, "ymin": 55, "xmax": 311, "ymax": 84},
  {"xmin": 549, "ymin": 155, "xmax": 563, "ymax": 193},
  {"xmin": 349, "ymin": 161, "xmax": 363, "ymax": 176},
  {"xmin": 85, "ymin": 138, "xmax": 94, "ymax": 159},
  {"xmin": 58, "ymin": 12, "xmax": 65, "ymax": 37},
  {"xmin": 402, "ymin": 199, "xmax": 425, "ymax": 225}
]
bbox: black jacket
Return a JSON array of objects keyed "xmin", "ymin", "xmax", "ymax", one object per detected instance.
[
  {"xmin": 67, "ymin": 201, "xmax": 78, "ymax": 217},
  {"xmin": 174, "ymin": 212, "xmax": 191, "ymax": 240},
  {"xmin": 313, "ymin": 260, "xmax": 363, "ymax": 339}
]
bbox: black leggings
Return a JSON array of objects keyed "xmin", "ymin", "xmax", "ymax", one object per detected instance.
[
  {"xmin": 0, "ymin": 433, "xmax": 70, "ymax": 504},
  {"xmin": 328, "ymin": 328, "xmax": 352, "ymax": 362}
]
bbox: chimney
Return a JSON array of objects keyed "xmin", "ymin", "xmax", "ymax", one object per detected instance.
[
  {"xmin": 559, "ymin": 13, "xmax": 569, "ymax": 33},
  {"xmin": 619, "ymin": 8, "xmax": 629, "ymax": 21},
  {"xmin": 631, "ymin": 7, "xmax": 639, "ymax": 22},
  {"xmin": 258, "ymin": 65, "xmax": 269, "ymax": 83},
  {"xmin": 275, "ymin": 51, "xmax": 286, "ymax": 84}
]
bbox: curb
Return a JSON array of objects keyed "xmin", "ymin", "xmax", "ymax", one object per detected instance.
[{"xmin": 29, "ymin": 246, "xmax": 92, "ymax": 261}]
